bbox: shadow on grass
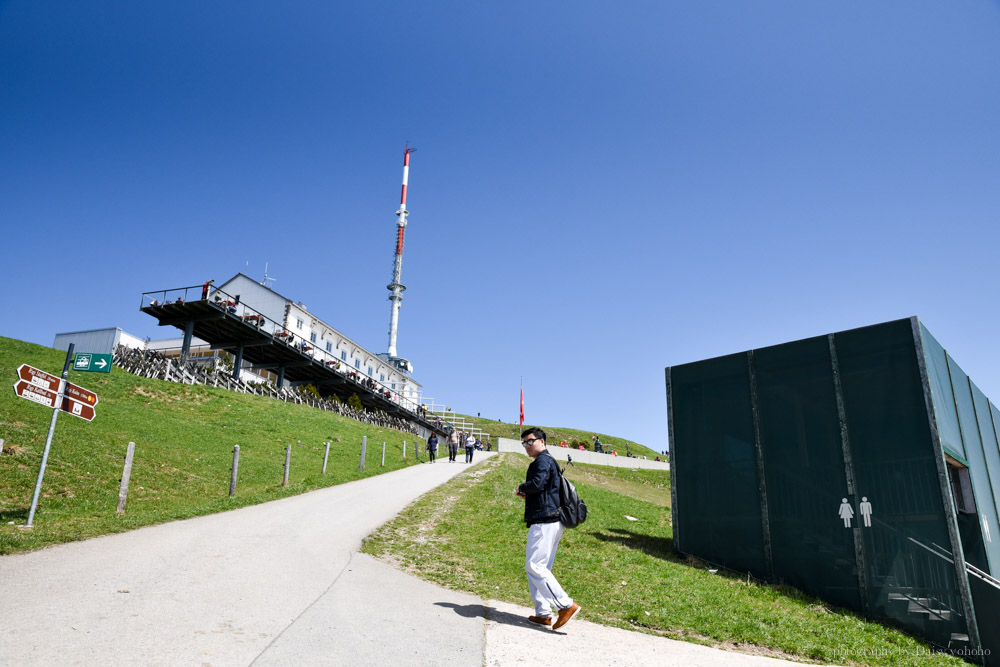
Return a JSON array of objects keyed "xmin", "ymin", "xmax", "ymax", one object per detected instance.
[
  {"xmin": 434, "ymin": 602, "xmax": 551, "ymax": 633},
  {"xmin": 590, "ymin": 527, "xmax": 680, "ymax": 562},
  {"xmin": 0, "ymin": 508, "xmax": 28, "ymax": 523}
]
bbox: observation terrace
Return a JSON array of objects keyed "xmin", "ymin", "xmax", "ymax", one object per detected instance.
[{"xmin": 140, "ymin": 284, "xmax": 441, "ymax": 433}]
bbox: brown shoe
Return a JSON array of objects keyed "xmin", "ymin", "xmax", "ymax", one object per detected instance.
[
  {"xmin": 528, "ymin": 615, "xmax": 552, "ymax": 627},
  {"xmin": 552, "ymin": 603, "xmax": 580, "ymax": 630}
]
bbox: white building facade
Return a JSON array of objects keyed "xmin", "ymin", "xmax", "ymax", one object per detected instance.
[
  {"xmin": 214, "ymin": 274, "xmax": 422, "ymax": 409},
  {"xmin": 53, "ymin": 328, "xmax": 146, "ymax": 355}
]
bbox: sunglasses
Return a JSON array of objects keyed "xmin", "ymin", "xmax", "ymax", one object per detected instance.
[{"xmin": 522, "ymin": 438, "xmax": 541, "ymax": 447}]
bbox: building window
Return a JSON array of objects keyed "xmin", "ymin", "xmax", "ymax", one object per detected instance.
[
  {"xmin": 354, "ymin": 359, "xmax": 360, "ymax": 369},
  {"xmin": 948, "ymin": 459, "xmax": 976, "ymax": 514},
  {"xmin": 380, "ymin": 374, "xmax": 385, "ymax": 382},
  {"xmin": 391, "ymin": 383, "xmax": 396, "ymax": 390},
  {"xmin": 326, "ymin": 342, "xmax": 332, "ymax": 352},
  {"xmin": 310, "ymin": 332, "xmax": 317, "ymax": 343},
  {"xmin": 296, "ymin": 318, "xmax": 304, "ymax": 330},
  {"xmin": 368, "ymin": 366, "xmax": 373, "ymax": 376},
  {"xmin": 341, "ymin": 350, "xmax": 347, "ymax": 360}
]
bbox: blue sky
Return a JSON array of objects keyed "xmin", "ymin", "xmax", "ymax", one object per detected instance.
[{"xmin": 2, "ymin": 1, "xmax": 999, "ymax": 451}]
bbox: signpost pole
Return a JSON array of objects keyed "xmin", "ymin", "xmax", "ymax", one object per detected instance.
[{"xmin": 25, "ymin": 344, "xmax": 74, "ymax": 527}]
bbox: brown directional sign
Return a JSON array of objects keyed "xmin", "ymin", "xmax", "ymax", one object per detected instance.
[
  {"xmin": 59, "ymin": 396, "xmax": 96, "ymax": 422},
  {"xmin": 13, "ymin": 380, "xmax": 60, "ymax": 409},
  {"xmin": 17, "ymin": 364, "xmax": 61, "ymax": 393},
  {"xmin": 65, "ymin": 381, "xmax": 98, "ymax": 406},
  {"xmin": 12, "ymin": 365, "xmax": 98, "ymax": 421}
]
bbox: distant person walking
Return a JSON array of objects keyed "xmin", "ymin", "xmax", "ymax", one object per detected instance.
[
  {"xmin": 426, "ymin": 433, "xmax": 439, "ymax": 464},
  {"xmin": 515, "ymin": 427, "xmax": 580, "ymax": 630},
  {"xmin": 465, "ymin": 435, "xmax": 476, "ymax": 463},
  {"xmin": 448, "ymin": 430, "xmax": 460, "ymax": 463}
]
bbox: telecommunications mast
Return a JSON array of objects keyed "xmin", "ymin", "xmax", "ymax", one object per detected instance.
[{"xmin": 385, "ymin": 145, "xmax": 414, "ymax": 373}]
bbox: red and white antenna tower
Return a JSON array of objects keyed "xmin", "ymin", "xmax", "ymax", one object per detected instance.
[{"xmin": 386, "ymin": 144, "xmax": 414, "ymax": 368}]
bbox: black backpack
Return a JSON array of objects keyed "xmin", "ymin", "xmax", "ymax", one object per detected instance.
[{"xmin": 557, "ymin": 466, "xmax": 588, "ymax": 528}]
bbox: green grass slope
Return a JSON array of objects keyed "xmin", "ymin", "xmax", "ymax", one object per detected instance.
[
  {"xmin": 444, "ymin": 412, "xmax": 663, "ymax": 459},
  {"xmin": 363, "ymin": 454, "xmax": 963, "ymax": 667},
  {"xmin": 0, "ymin": 336, "xmax": 423, "ymax": 555}
]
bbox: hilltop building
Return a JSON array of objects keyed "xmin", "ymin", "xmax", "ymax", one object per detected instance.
[
  {"xmin": 212, "ymin": 273, "xmax": 421, "ymax": 407},
  {"xmin": 54, "ymin": 273, "xmax": 424, "ymax": 414}
]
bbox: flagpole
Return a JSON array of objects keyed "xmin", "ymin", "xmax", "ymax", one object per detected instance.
[{"xmin": 519, "ymin": 377, "xmax": 524, "ymax": 435}]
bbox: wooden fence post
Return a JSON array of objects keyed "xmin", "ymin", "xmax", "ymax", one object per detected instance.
[
  {"xmin": 381, "ymin": 441, "xmax": 386, "ymax": 467},
  {"xmin": 402, "ymin": 440, "xmax": 406, "ymax": 458},
  {"xmin": 283, "ymin": 445, "xmax": 291, "ymax": 487},
  {"xmin": 360, "ymin": 436, "xmax": 367, "ymax": 470},
  {"xmin": 322, "ymin": 442, "xmax": 330, "ymax": 474},
  {"xmin": 229, "ymin": 445, "xmax": 240, "ymax": 496},
  {"xmin": 116, "ymin": 442, "xmax": 136, "ymax": 515}
]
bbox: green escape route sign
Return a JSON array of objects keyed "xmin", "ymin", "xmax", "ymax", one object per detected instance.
[{"xmin": 72, "ymin": 353, "xmax": 113, "ymax": 373}]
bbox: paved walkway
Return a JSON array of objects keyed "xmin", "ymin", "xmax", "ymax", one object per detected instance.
[{"xmin": 0, "ymin": 454, "xmax": 806, "ymax": 666}]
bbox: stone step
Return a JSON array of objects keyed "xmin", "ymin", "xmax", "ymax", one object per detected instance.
[{"xmin": 887, "ymin": 593, "xmax": 952, "ymax": 620}]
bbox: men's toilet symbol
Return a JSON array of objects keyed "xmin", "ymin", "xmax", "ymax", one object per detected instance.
[
  {"xmin": 839, "ymin": 498, "xmax": 854, "ymax": 528},
  {"xmin": 859, "ymin": 497, "xmax": 873, "ymax": 528}
]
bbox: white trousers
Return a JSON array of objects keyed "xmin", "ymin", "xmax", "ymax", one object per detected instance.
[{"xmin": 525, "ymin": 521, "xmax": 573, "ymax": 616}]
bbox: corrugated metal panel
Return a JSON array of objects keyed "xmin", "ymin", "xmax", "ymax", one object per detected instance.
[{"xmin": 52, "ymin": 328, "xmax": 121, "ymax": 355}]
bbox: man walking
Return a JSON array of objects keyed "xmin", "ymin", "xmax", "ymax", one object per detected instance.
[
  {"xmin": 514, "ymin": 427, "xmax": 580, "ymax": 630},
  {"xmin": 447, "ymin": 429, "xmax": 460, "ymax": 463}
]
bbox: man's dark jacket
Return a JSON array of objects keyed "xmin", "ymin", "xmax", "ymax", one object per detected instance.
[{"xmin": 518, "ymin": 449, "xmax": 561, "ymax": 526}]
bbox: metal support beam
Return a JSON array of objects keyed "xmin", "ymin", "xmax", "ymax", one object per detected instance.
[
  {"xmin": 911, "ymin": 319, "xmax": 983, "ymax": 654},
  {"xmin": 276, "ymin": 366, "xmax": 285, "ymax": 388},
  {"xmin": 181, "ymin": 320, "xmax": 195, "ymax": 363},
  {"xmin": 747, "ymin": 350, "xmax": 774, "ymax": 581},
  {"xmin": 665, "ymin": 367, "xmax": 680, "ymax": 554},
  {"xmin": 250, "ymin": 360, "xmax": 314, "ymax": 370},
  {"xmin": 210, "ymin": 339, "xmax": 272, "ymax": 350},
  {"xmin": 232, "ymin": 344, "xmax": 244, "ymax": 380},
  {"xmin": 829, "ymin": 333, "xmax": 871, "ymax": 619},
  {"xmin": 157, "ymin": 312, "xmax": 227, "ymax": 326}
]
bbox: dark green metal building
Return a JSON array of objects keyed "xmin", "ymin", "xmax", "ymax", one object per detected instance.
[{"xmin": 666, "ymin": 317, "xmax": 1000, "ymax": 662}]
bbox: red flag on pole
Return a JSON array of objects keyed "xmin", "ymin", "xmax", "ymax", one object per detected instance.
[{"xmin": 519, "ymin": 386, "xmax": 524, "ymax": 426}]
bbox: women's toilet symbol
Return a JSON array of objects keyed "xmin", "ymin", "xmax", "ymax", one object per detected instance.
[
  {"xmin": 839, "ymin": 498, "xmax": 854, "ymax": 527},
  {"xmin": 859, "ymin": 497, "xmax": 873, "ymax": 527}
]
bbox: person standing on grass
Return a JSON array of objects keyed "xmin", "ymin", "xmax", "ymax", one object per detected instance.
[
  {"xmin": 448, "ymin": 429, "xmax": 460, "ymax": 462},
  {"xmin": 514, "ymin": 427, "xmax": 580, "ymax": 631},
  {"xmin": 426, "ymin": 433, "xmax": 439, "ymax": 463}
]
